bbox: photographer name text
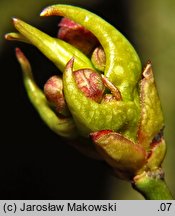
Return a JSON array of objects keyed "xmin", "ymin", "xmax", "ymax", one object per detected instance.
[{"xmin": 19, "ymin": 202, "xmax": 117, "ymax": 212}]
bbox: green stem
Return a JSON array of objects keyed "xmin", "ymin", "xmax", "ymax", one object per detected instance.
[{"xmin": 132, "ymin": 168, "xmax": 173, "ymax": 200}]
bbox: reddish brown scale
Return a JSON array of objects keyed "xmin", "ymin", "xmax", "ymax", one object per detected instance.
[
  {"xmin": 44, "ymin": 75, "xmax": 67, "ymax": 114},
  {"xmin": 58, "ymin": 17, "xmax": 99, "ymax": 55},
  {"xmin": 73, "ymin": 69, "xmax": 105, "ymax": 102},
  {"xmin": 91, "ymin": 46, "xmax": 106, "ymax": 71},
  {"xmin": 101, "ymin": 75, "xmax": 122, "ymax": 101}
]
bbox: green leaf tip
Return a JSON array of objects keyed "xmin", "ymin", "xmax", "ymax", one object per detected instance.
[{"xmin": 12, "ymin": 17, "xmax": 94, "ymax": 72}]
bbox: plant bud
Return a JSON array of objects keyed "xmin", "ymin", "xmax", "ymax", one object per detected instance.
[
  {"xmin": 6, "ymin": 5, "xmax": 168, "ymax": 181},
  {"xmin": 44, "ymin": 75, "xmax": 70, "ymax": 116},
  {"xmin": 58, "ymin": 17, "xmax": 99, "ymax": 55},
  {"xmin": 73, "ymin": 69, "xmax": 105, "ymax": 102},
  {"xmin": 91, "ymin": 46, "xmax": 106, "ymax": 72}
]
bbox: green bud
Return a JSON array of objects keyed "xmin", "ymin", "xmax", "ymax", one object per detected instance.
[{"xmin": 5, "ymin": 5, "xmax": 167, "ymax": 181}]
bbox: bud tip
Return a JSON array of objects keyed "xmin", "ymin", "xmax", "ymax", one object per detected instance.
[
  {"xmin": 12, "ymin": 17, "xmax": 19, "ymax": 24},
  {"xmin": 40, "ymin": 7, "xmax": 52, "ymax": 17},
  {"xmin": 66, "ymin": 57, "xmax": 75, "ymax": 69},
  {"xmin": 4, "ymin": 33, "xmax": 9, "ymax": 40},
  {"xmin": 15, "ymin": 47, "xmax": 23, "ymax": 58}
]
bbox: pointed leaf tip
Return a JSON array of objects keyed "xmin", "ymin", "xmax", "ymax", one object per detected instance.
[
  {"xmin": 40, "ymin": 10, "xmax": 46, "ymax": 16},
  {"xmin": 15, "ymin": 47, "xmax": 25, "ymax": 61},
  {"xmin": 12, "ymin": 17, "xmax": 19, "ymax": 24},
  {"xmin": 40, "ymin": 7, "xmax": 53, "ymax": 17},
  {"xmin": 66, "ymin": 57, "xmax": 75, "ymax": 69},
  {"xmin": 143, "ymin": 61, "xmax": 152, "ymax": 79},
  {"xmin": 12, "ymin": 18, "xmax": 24, "ymax": 29},
  {"xmin": 15, "ymin": 48, "xmax": 33, "ymax": 77},
  {"xmin": 5, "ymin": 32, "xmax": 30, "ymax": 43},
  {"xmin": 4, "ymin": 33, "xmax": 10, "ymax": 40},
  {"xmin": 40, "ymin": 5, "xmax": 69, "ymax": 17}
]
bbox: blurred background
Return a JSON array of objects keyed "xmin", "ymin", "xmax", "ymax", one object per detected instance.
[{"xmin": 0, "ymin": 0, "xmax": 175, "ymax": 199}]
